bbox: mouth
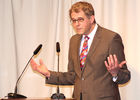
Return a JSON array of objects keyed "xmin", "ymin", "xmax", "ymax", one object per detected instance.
[
  {"xmin": 75, "ymin": 28, "xmax": 83, "ymax": 34},
  {"xmin": 76, "ymin": 28, "xmax": 82, "ymax": 31}
]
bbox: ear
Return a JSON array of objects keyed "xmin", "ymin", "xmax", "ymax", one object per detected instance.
[{"xmin": 90, "ymin": 15, "xmax": 95, "ymax": 24}]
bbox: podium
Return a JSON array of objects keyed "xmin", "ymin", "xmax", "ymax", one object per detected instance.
[{"xmin": 1, "ymin": 97, "xmax": 76, "ymax": 100}]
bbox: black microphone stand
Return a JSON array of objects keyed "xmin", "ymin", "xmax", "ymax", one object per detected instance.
[
  {"xmin": 7, "ymin": 56, "xmax": 33, "ymax": 98},
  {"xmin": 51, "ymin": 42, "xmax": 65, "ymax": 100},
  {"xmin": 7, "ymin": 44, "xmax": 42, "ymax": 99}
]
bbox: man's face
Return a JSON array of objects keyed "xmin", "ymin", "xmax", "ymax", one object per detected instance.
[{"xmin": 71, "ymin": 10, "xmax": 94, "ymax": 35}]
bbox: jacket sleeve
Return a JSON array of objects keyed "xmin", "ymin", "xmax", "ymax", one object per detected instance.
[
  {"xmin": 109, "ymin": 33, "xmax": 131, "ymax": 84},
  {"xmin": 46, "ymin": 37, "xmax": 76, "ymax": 85}
]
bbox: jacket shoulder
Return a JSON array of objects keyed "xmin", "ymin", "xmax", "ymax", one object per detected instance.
[{"xmin": 97, "ymin": 25, "xmax": 122, "ymax": 41}]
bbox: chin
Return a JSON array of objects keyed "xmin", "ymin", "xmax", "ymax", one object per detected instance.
[
  {"xmin": 76, "ymin": 31, "xmax": 84, "ymax": 34},
  {"xmin": 77, "ymin": 33, "xmax": 83, "ymax": 35}
]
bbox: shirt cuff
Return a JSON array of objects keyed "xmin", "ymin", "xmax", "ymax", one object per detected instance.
[{"xmin": 112, "ymin": 76, "xmax": 118, "ymax": 82}]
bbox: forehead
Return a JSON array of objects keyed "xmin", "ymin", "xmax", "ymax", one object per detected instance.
[{"xmin": 71, "ymin": 10, "xmax": 86, "ymax": 19}]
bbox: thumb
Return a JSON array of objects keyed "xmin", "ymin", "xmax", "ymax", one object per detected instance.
[
  {"xmin": 39, "ymin": 59, "xmax": 44, "ymax": 65},
  {"xmin": 119, "ymin": 61, "xmax": 126, "ymax": 68}
]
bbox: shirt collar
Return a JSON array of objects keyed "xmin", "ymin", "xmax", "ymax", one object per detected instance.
[{"xmin": 82, "ymin": 23, "xmax": 98, "ymax": 39}]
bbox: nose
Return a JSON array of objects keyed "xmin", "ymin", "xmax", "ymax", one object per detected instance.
[{"xmin": 75, "ymin": 21, "xmax": 80, "ymax": 26}]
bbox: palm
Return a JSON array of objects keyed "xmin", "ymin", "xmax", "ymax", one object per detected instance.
[
  {"xmin": 30, "ymin": 59, "xmax": 50, "ymax": 77},
  {"xmin": 104, "ymin": 54, "xmax": 126, "ymax": 76}
]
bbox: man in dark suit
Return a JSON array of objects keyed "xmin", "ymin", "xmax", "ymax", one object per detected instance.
[{"xmin": 30, "ymin": 1, "xmax": 130, "ymax": 100}]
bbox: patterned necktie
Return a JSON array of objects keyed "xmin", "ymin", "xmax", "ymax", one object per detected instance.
[{"xmin": 80, "ymin": 36, "xmax": 89, "ymax": 69}]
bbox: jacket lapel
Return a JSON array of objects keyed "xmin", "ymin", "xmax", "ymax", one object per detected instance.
[
  {"xmin": 82, "ymin": 26, "xmax": 102, "ymax": 75},
  {"xmin": 87, "ymin": 27, "xmax": 101, "ymax": 59},
  {"xmin": 75, "ymin": 34, "xmax": 82, "ymax": 78}
]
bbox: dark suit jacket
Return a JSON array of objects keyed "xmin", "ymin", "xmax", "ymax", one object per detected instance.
[{"xmin": 46, "ymin": 25, "xmax": 131, "ymax": 100}]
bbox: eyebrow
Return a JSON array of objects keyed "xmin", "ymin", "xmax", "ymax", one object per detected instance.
[{"xmin": 71, "ymin": 17, "xmax": 84, "ymax": 20}]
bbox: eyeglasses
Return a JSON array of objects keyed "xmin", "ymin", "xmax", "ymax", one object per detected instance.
[{"xmin": 71, "ymin": 17, "xmax": 84, "ymax": 24}]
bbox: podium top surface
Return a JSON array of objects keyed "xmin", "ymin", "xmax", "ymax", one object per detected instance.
[{"xmin": 1, "ymin": 97, "xmax": 76, "ymax": 100}]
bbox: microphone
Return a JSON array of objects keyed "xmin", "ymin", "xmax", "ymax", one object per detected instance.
[
  {"xmin": 7, "ymin": 44, "xmax": 42, "ymax": 99},
  {"xmin": 33, "ymin": 44, "xmax": 42, "ymax": 55},
  {"xmin": 51, "ymin": 42, "xmax": 65, "ymax": 100},
  {"xmin": 56, "ymin": 42, "xmax": 60, "ymax": 53}
]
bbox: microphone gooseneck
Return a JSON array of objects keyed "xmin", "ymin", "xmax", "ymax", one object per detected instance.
[
  {"xmin": 8, "ymin": 44, "xmax": 42, "ymax": 99},
  {"xmin": 56, "ymin": 42, "xmax": 60, "ymax": 94},
  {"xmin": 51, "ymin": 42, "xmax": 65, "ymax": 100}
]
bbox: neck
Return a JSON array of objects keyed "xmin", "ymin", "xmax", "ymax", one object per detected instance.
[{"xmin": 85, "ymin": 23, "xmax": 96, "ymax": 35}]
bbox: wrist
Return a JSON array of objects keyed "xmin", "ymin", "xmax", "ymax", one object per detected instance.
[
  {"xmin": 43, "ymin": 71, "xmax": 50, "ymax": 78},
  {"xmin": 112, "ymin": 73, "xmax": 117, "ymax": 77}
]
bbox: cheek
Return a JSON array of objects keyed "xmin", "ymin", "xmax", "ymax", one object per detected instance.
[
  {"xmin": 71, "ymin": 24, "xmax": 76, "ymax": 29},
  {"xmin": 84, "ymin": 22, "xmax": 91, "ymax": 30}
]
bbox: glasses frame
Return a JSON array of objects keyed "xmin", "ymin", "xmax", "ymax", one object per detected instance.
[{"xmin": 70, "ymin": 17, "xmax": 85, "ymax": 24}]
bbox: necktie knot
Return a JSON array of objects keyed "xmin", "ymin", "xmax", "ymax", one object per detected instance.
[{"xmin": 84, "ymin": 36, "xmax": 89, "ymax": 41}]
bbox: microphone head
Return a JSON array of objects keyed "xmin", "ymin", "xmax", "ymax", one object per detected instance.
[
  {"xmin": 33, "ymin": 44, "xmax": 42, "ymax": 55},
  {"xmin": 56, "ymin": 42, "xmax": 60, "ymax": 53}
]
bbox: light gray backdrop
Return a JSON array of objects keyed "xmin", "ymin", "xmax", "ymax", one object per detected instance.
[{"xmin": 0, "ymin": 0, "xmax": 139, "ymax": 100}]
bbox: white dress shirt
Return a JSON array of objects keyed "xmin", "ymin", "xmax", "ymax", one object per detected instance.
[{"xmin": 79, "ymin": 24, "xmax": 98, "ymax": 54}]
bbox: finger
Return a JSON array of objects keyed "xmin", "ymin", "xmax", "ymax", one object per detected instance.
[
  {"xmin": 104, "ymin": 61, "xmax": 111, "ymax": 71},
  {"xmin": 110, "ymin": 55, "xmax": 115, "ymax": 66},
  {"xmin": 104, "ymin": 61, "xmax": 109, "ymax": 68},
  {"xmin": 107, "ymin": 56, "xmax": 112, "ymax": 66},
  {"xmin": 119, "ymin": 61, "xmax": 127, "ymax": 68},
  {"xmin": 30, "ymin": 59, "xmax": 38, "ymax": 70},
  {"xmin": 113, "ymin": 54, "xmax": 118, "ymax": 67},
  {"xmin": 30, "ymin": 59, "xmax": 36, "ymax": 66},
  {"xmin": 39, "ymin": 59, "xmax": 44, "ymax": 65}
]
